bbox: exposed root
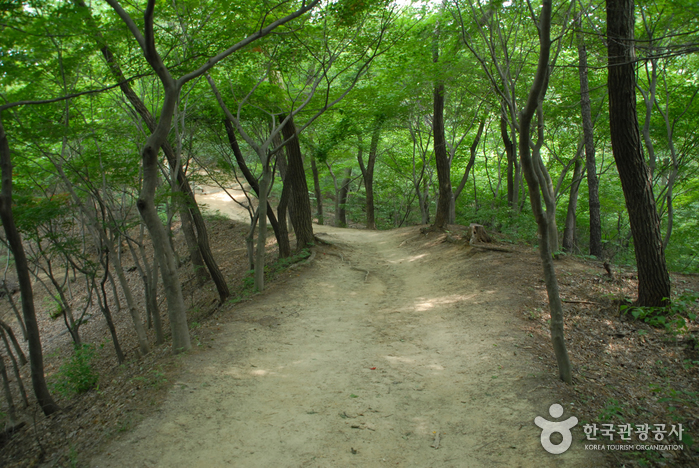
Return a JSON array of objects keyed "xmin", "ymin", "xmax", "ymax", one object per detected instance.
[
  {"xmin": 287, "ymin": 249, "xmax": 317, "ymax": 270},
  {"xmin": 322, "ymin": 251, "xmax": 369, "ymax": 282}
]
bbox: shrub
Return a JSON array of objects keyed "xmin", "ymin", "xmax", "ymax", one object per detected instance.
[
  {"xmin": 52, "ymin": 343, "xmax": 99, "ymax": 396},
  {"xmin": 621, "ymin": 290, "xmax": 698, "ymax": 335}
]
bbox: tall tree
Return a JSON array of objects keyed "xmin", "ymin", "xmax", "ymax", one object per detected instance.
[
  {"xmin": 518, "ymin": 0, "xmax": 572, "ymax": 383},
  {"xmin": 431, "ymin": 10, "xmax": 451, "ymax": 229},
  {"xmin": 106, "ymin": 0, "xmax": 321, "ymax": 350},
  {"xmin": 358, "ymin": 119, "xmax": 384, "ymax": 230},
  {"xmin": 576, "ymin": 10, "xmax": 602, "ymax": 258},
  {"xmin": 281, "ymin": 115, "xmax": 315, "ymax": 250},
  {"xmin": 0, "ymin": 114, "xmax": 60, "ymax": 416},
  {"xmin": 606, "ymin": 0, "xmax": 671, "ymax": 306}
]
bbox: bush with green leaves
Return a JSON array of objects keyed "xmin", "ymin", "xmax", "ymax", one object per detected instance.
[
  {"xmin": 621, "ymin": 290, "xmax": 698, "ymax": 335},
  {"xmin": 52, "ymin": 343, "xmax": 99, "ymax": 397}
]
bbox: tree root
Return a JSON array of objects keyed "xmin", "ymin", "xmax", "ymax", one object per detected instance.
[
  {"xmin": 287, "ymin": 249, "xmax": 317, "ymax": 270},
  {"xmin": 469, "ymin": 244, "xmax": 514, "ymax": 253},
  {"xmin": 323, "ymin": 251, "xmax": 369, "ymax": 282},
  {"xmin": 314, "ymin": 234, "xmax": 335, "ymax": 246}
]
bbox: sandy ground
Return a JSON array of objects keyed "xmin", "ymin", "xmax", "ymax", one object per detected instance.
[
  {"xmin": 195, "ymin": 184, "xmax": 255, "ymax": 225},
  {"xmin": 90, "ymin": 223, "xmax": 603, "ymax": 467}
]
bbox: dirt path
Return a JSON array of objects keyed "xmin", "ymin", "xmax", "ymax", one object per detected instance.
[{"xmin": 91, "ymin": 225, "xmax": 601, "ymax": 467}]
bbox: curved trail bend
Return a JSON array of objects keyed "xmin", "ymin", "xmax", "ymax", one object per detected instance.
[{"xmin": 92, "ymin": 225, "xmax": 599, "ymax": 467}]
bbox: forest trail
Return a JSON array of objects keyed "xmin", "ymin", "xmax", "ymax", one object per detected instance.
[{"xmin": 91, "ymin": 225, "xmax": 601, "ymax": 467}]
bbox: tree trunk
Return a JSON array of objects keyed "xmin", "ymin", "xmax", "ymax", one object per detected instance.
[
  {"xmin": 1, "ymin": 328, "xmax": 28, "ymax": 407},
  {"xmin": 562, "ymin": 150, "xmax": 585, "ymax": 252},
  {"xmin": 310, "ymin": 154, "xmax": 323, "ymax": 225},
  {"xmin": 518, "ymin": 0, "xmax": 572, "ymax": 383},
  {"xmin": 326, "ymin": 163, "xmax": 340, "ymax": 225},
  {"xmin": 276, "ymin": 147, "xmax": 295, "ymax": 235},
  {"xmin": 55, "ymin": 164, "xmax": 151, "ymax": 356},
  {"xmin": 432, "ymin": 86, "xmax": 451, "ymax": 229},
  {"xmin": 358, "ymin": 124, "xmax": 382, "ymax": 230},
  {"xmin": 576, "ymin": 15, "xmax": 603, "ymax": 258},
  {"xmin": 533, "ymin": 107, "xmax": 559, "ymax": 253},
  {"xmin": 276, "ymin": 162, "xmax": 293, "ymax": 259},
  {"xmin": 179, "ymin": 192, "xmax": 208, "ymax": 285},
  {"xmin": 338, "ymin": 168, "xmax": 352, "ymax": 227},
  {"xmin": 281, "ymin": 116, "xmax": 314, "ymax": 250},
  {"xmin": 97, "ymin": 44, "xmax": 227, "ymax": 301},
  {"xmin": 0, "ymin": 354, "xmax": 16, "ymax": 425},
  {"xmin": 255, "ymin": 167, "xmax": 272, "ymax": 291},
  {"xmin": 0, "ymin": 320, "xmax": 27, "ymax": 366},
  {"xmin": 223, "ymin": 118, "xmax": 289, "ymax": 258},
  {"xmin": 0, "ymin": 116, "xmax": 60, "ymax": 416},
  {"xmin": 501, "ymin": 115, "xmax": 518, "ymax": 208},
  {"xmin": 97, "ymin": 253, "xmax": 125, "ymax": 363},
  {"xmin": 2, "ymin": 282, "xmax": 27, "ymax": 341},
  {"xmin": 606, "ymin": 0, "xmax": 671, "ymax": 307},
  {"xmin": 138, "ymin": 132, "xmax": 191, "ymax": 353},
  {"xmin": 453, "ymin": 119, "xmax": 485, "ymax": 204}
]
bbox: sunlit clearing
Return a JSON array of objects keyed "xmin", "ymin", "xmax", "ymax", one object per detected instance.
[
  {"xmin": 205, "ymin": 191, "xmax": 247, "ymax": 203},
  {"xmin": 223, "ymin": 367, "xmax": 274, "ymax": 377},
  {"xmin": 415, "ymin": 293, "xmax": 477, "ymax": 311},
  {"xmin": 385, "ymin": 355, "xmax": 416, "ymax": 364},
  {"xmin": 386, "ymin": 253, "xmax": 429, "ymax": 264}
]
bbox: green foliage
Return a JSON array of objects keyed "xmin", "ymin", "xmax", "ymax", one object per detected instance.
[
  {"xmin": 44, "ymin": 297, "xmax": 64, "ymax": 320},
  {"xmin": 200, "ymin": 207, "xmax": 229, "ymax": 222},
  {"xmin": 621, "ymin": 290, "xmax": 698, "ymax": 335},
  {"xmin": 598, "ymin": 398, "xmax": 628, "ymax": 421},
  {"xmin": 130, "ymin": 366, "xmax": 168, "ymax": 390},
  {"xmin": 234, "ymin": 249, "xmax": 312, "ymax": 297},
  {"xmin": 51, "ymin": 344, "xmax": 99, "ymax": 397}
]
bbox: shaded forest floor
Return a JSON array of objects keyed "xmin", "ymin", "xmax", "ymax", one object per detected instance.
[{"xmin": 0, "ymin": 208, "xmax": 698, "ymax": 467}]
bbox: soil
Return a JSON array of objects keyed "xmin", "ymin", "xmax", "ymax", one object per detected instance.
[
  {"xmin": 89, "ymin": 224, "xmax": 602, "ymax": 467},
  {"xmin": 1, "ymin": 188, "xmax": 698, "ymax": 467}
]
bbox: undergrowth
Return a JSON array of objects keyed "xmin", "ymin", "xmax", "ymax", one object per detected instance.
[{"xmin": 51, "ymin": 343, "xmax": 99, "ymax": 397}]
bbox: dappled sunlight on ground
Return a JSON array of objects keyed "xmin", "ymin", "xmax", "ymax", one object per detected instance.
[
  {"xmin": 384, "ymin": 355, "xmax": 416, "ymax": 365},
  {"xmin": 413, "ymin": 293, "xmax": 479, "ymax": 311}
]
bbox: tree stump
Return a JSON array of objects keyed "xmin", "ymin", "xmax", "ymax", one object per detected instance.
[{"xmin": 468, "ymin": 223, "xmax": 492, "ymax": 244}]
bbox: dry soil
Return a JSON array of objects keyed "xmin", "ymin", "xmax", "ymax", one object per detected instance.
[{"xmin": 90, "ymin": 221, "xmax": 603, "ymax": 467}]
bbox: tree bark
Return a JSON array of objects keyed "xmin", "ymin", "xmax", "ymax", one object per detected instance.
[
  {"xmin": 0, "ymin": 320, "xmax": 27, "ymax": 366},
  {"xmin": 281, "ymin": 116, "xmax": 314, "ymax": 250},
  {"xmin": 138, "ymin": 126, "xmax": 191, "ymax": 353},
  {"xmin": 518, "ymin": 0, "xmax": 572, "ymax": 383},
  {"xmin": 0, "ymin": 116, "xmax": 60, "ymax": 415},
  {"xmin": 97, "ymin": 252, "xmax": 125, "ymax": 363},
  {"xmin": 255, "ymin": 167, "xmax": 272, "ymax": 290},
  {"xmin": 338, "ymin": 167, "xmax": 352, "ymax": 227},
  {"xmin": 358, "ymin": 123, "xmax": 382, "ymax": 230},
  {"xmin": 453, "ymin": 119, "xmax": 485, "ymax": 203},
  {"xmin": 432, "ymin": 86, "xmax": 451, "ymax": 229},
  {"xmin": 96, "ymin": 42, "xmax": 228, "ymax": 303},
  {"xmin": 178, "ymin": 188, "xmax": 208, "ymax": 285},
  {"xmin": 55, "ymin": 165, "xmax": 151, "ymax": 356},
  {"xmin": 223, "ymin": 118, "xmax": 289, "ymax": 257},
  {"xmin": 310, "ymin": 154, "xmax": 323, "ymax": 225},
  {"xmin": 1, "ymin": 327, "xmax": 28, "ymax": 408},
  {"xmin": 562, "ymin": 149, "xmax": 585, "ymax": 252},
  {"xmin": 576, "ymin": 14, "xmax": 603, "ymax": 258},
  {"xmin": 606, "ymin": 0, "xmax": 671, "ymax": 307},
  {"xmin": 501, "ymin": 115, "xmax": 517, "ymax": 208},
  {"xmin": 0, "ymin": 353, "xmax": 16, "ymax": 425},
  {"xmin": 277, "ymin": 160, "xmax": 293, "ymax": 256}
]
